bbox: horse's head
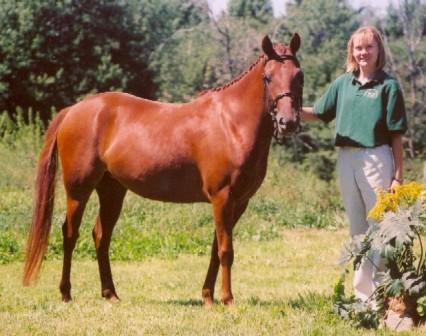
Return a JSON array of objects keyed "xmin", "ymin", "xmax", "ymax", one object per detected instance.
[{"xmin": 262, "ymin": 34, "xmax": 303, "ymax": 140}]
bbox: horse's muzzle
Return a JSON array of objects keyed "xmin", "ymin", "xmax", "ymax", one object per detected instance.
[{"xmin": 278, "ymin": 118, "xmax": 300, "ymax": 135}]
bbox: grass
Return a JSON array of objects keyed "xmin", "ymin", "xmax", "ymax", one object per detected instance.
[{"xmin": 3, "ymin": 228, "xmax": 421, "ymax": 336}]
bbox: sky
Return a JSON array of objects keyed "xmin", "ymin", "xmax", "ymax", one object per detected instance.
[{"xmin": 207, "ymin": 0, "xmax": 396, "ymax": 17}]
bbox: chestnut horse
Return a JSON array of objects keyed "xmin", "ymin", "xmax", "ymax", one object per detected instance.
[{"xmin": 23, "ymin": 35, "xmax": 303, "ymax": 305}]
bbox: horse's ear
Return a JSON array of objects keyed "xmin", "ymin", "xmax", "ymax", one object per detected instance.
[
  {"xmin": 289, "ymin": 33, "xmax": 301, "ymax": 54},
  {"xmin": 262, "ymin": 35, "xmax": 279, "ymax": 60}
]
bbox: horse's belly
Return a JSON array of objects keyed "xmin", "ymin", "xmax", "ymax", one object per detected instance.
[{"xmin": 114, "ymin": 167, "xmax": 208, "ymax": 203}]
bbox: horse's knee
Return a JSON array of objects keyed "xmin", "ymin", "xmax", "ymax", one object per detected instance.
[
  {"xmin": 218, "ymin": 249, "xmax": 234, "ymax": 266},
  {"xmin": 62, "ymin": 222, "xmax": 79, "ymax": 248}
]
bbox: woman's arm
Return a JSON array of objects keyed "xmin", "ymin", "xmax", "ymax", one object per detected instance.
[
  {"xmin": 300, "ymin": 107, "xmax": 321, "ymax": 122},
  {"xmin": 390, "ymin": 133, "xmax": 404, "ymax": 190}
]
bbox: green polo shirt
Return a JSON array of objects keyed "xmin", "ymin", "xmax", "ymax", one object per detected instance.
[{"xmin": 313, "ymin": 71, "xmax": 407, "ymax": 147}]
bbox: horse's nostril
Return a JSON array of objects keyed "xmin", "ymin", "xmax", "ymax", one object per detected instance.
[{"xmin": 281, "ymin": 120, "xmax": 299, "ymax": 133}]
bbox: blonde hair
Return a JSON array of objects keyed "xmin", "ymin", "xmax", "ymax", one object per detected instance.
[{"xmin": 346, "ymin": 26, "xmax": 386, "ymax": 73}]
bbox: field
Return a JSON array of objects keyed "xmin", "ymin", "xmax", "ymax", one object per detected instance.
[
  {"xmin": 4, "ymin": 229, "xmax": 422, "ymax": 336},
  {"xmin": 1, "ymin": 116, "xmax": 425, "ymax": 335}
]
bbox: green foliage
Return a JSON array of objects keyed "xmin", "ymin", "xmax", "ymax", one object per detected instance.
[
  {"xmin": 0, "ymin": 0, "xmax": 155, "ymax": 120},
  {"xmin": 301, "ymin": 151, "xmax": 336, "ymax": 182},
  {"xmin": 0, "ymin": 231, "xmax": 20, "ymax": 264},
  {"xmin": 336, "ymin": 189, "xmax": 426, "ymax": 327},
  {"xmin": 417, "ymin": 296, "xmax": 426, "ymax": 317},
  {"xmin": 332, "ymin": 271, "xmax": 381, "ymax": 329},
  {"xmin": 0, "ymin": 0, "xmax": 212, "ymax": 120},
  {"xmin": 228, "ymin": 0, "xmax": 273, "ymax": 24},
  {"xmin": 0, "ymin": 110, "xmax": 44, "ymax": 189},
  {"xmin": 382, "ymin": 0, "xmax": 426, "ymax": 156},
  {"xmin": 150, "ymin": 26, "xmax": 216, "ymax": 102}
]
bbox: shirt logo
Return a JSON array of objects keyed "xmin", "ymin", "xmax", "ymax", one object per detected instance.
[{"xmin": 363, "ymin": 89, "xmax": 378, "ymax": 99}]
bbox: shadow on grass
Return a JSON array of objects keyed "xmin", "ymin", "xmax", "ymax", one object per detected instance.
[
  {"xmin": 165, "ymin": 299, "xmax": 204, "ymax": 307},
  {"xmin": 145, "ymin": 292, "xmax": 332, "ymax": 311}
]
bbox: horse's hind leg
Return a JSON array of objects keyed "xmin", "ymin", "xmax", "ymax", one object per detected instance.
[
  {"xmin": 202, "ymin": 233, "xmax": 219, "ymax": 306},
  {"xmin": 202, "ymin": 200, "xmax": 248, "ymax": 306},
  {"xmin": 92, "ymin": 173, "xmax": 127, "ymax": 301},
  {"xmin": 60, "ymin": 190, "xmax": 92, "ymax": 302}
]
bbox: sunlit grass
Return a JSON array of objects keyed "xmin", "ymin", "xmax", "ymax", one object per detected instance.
[{"xmin": 1, "ymin": 229, "xmax": 424, "ymax": 335}]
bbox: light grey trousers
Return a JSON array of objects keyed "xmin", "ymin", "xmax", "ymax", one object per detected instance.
[{"xmin": 337, "ymin": 145, "xmax": 394, "ymax": 301}]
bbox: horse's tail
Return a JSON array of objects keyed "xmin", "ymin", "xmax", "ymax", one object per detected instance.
[{"xmin": 23, "ymin": 108, "xmax": 69, "ymax": 286}]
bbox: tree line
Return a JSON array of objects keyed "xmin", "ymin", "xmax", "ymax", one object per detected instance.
[{"xmin": 0, "ymin": 0, "xmax": 424, "ymax": 160}]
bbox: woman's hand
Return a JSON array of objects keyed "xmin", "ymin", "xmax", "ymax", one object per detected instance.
[
  {"xmin": 390, "ymin": 178, "xmax": 402, "ymax": 192},
  {"xmin": 300, "ymin": 107, "xmax": 321, "ymax": 122}
]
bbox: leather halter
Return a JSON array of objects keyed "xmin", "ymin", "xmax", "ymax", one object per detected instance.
[{"xmin": 263, "ymin": 54, "xmax": 303, "ymax": 143}]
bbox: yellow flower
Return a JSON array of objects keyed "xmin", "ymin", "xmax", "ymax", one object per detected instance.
[{"xmin": 368, "ymin": 182, "xmax": 426, "ymax": 221}]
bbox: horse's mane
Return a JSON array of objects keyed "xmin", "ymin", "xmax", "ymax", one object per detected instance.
[
  {"xmin": 196, "ymin": 54, "xmax": 266, "ymax": 97},
  {"xmin": 197, "ymin": 44, "xmax": 290, "ymax": 98}
]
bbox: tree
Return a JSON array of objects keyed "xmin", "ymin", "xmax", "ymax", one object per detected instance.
[
  {"xmin": 382, "ymin": 0, "xmax": 426, "ymax": 157},
  {"xmin": 136, "ymin": 0, "xmax": 213, "ymax": 102},
  {"xmin": 0, "ymin": 0, "xmax": 157, "ymax": 120},
  {"xmin": 228, "ymin": 0, "xmax": 274, "ymax": 24}
]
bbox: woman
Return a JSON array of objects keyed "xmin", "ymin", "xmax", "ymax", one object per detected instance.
[{"xmin": 301, "ymin": 26, "xmax": 407, "ymax": 302}]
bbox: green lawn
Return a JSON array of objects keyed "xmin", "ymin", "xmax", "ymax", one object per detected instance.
[{"xmin": 0, "ymin": 229, "xmax": 422, "ymax": 335}]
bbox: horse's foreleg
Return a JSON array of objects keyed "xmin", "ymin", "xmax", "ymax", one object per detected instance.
[
  {"xmin": 92, "ymin": 174, "xmax": 127, "ymax": 301},
  {"xmin": 60, "ymin": 193, "xmax": 91, "ymax": 302},
  {"xmin": 202, "ymin": 200, "xmax": 248, "ymax": 306},
  {"xmin": 210, "ymin": 187, "xmax": 241, "ymax": 305}
]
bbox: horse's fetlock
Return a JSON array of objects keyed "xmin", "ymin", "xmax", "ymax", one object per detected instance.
[{"xmin": 59, "ymin": 281, "xmax": 71, "ymax": 302}]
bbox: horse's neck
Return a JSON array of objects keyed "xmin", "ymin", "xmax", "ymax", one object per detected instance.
[
  {"xmin": 223, "ymin": 60, "xmax": 268, "ymax": 126},
  {"xmin": 219, "ymin": 60, "xmax": 273, "ymax": 157}
]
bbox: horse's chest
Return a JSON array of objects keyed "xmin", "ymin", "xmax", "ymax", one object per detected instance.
[{"xmin": 233, "ymin": 159, "xmax": 268, "ymax": 200}]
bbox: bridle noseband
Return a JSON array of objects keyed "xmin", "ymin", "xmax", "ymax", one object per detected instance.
[{"xmin": 263, "ymin": 54, "xmax": 303, "ymax": 143}]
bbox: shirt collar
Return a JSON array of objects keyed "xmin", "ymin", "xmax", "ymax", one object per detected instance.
[{"xmin": 350, "ymin": 70, "xmax": 386, "ymax": 86}]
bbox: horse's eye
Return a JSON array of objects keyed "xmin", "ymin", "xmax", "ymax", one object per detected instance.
[{"xmin": 263, "ymin": 74, "xmax": 272, "ymax": 83}]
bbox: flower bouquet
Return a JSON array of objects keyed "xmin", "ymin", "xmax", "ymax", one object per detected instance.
[{"xmin": 333, "ymin": 182, "xmax": 426, "ymax": 330}]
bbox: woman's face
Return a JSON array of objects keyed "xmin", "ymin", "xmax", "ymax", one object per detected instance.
[{"xmin": 352, "ymin": 34, "xmax": 379, "ymax": 72}]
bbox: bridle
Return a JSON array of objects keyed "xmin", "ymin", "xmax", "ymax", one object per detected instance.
[{"xmin": 263, "ymin": 54, "xmax": 303, "ymax": 144}]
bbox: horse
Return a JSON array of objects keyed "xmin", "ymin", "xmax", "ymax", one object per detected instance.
[{"xmin": 23, "ymin": 34, "xmax": 303, "ymax": 306}]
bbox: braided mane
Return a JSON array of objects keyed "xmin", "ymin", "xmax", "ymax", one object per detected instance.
[
  {"xmin": 197, "ymin": 43, "xmax": 291, "ymax": 97},
  {"xmin": 197, "ymin": 54, "xmax": 266, "ymax": 97}
]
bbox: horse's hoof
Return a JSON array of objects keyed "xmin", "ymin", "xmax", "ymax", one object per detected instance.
[
  {"xmin": 203, "ymin": 297, "xmax": 214, "ymax": 308},
  {"xmin": 221, "ymin": 296, "xmax": 234, "ymax": 305},
  {"xmin": 61, "ymin": 294, "xmax": 72, "ymax": 303},
  {"xmin": 102, "ymin": 289, "xmax": 120, "ymax": 302},
  {"xmin": 107, "ymin": 295, "xmax": 120, "ymax": 303},
  {"xmin": 202, "ymin": 288, "xmax": 215, "ymax": 307}
]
